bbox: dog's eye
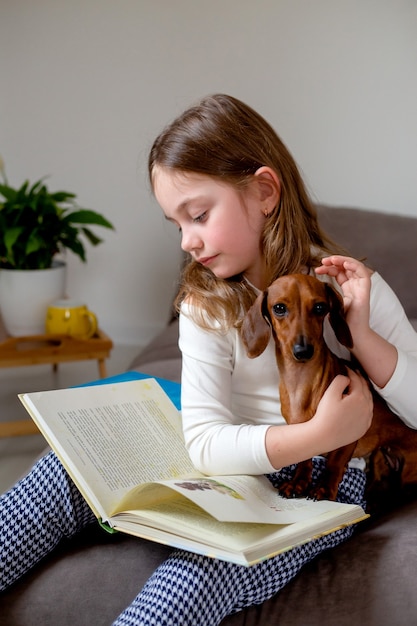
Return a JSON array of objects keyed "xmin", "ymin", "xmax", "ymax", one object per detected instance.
[
  {"xmin": 313, "ymin": 302, "xmax": 328, "ymax": 316},
  {"xmin": 272, "ymin": 303, "xmax": 287, "ymax": 317}
]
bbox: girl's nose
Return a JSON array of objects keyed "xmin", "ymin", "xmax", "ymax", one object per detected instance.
[{"xmin": 181, "ymin": 228, "xmax": 203, "ymax": 253}]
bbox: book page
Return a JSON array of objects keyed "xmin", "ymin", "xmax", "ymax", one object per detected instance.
[
  {"xmin": 113, "ymin": 494, "xmax": 366, "ymax": 566},
  {"xmin": 19, "ymin": 379, "xmax": 197, "ymax": 520},
  {"xmin": 118, "ymin": 474, "xmax": 351, "ymax": 524}
]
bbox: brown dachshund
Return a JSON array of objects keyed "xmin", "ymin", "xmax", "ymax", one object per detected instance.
[{"xmin": 241, "ymin": 273, "xmax": 417, "ymax": 512}]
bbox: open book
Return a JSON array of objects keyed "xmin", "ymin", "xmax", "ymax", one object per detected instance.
[{"xmin": 19, "ymin": 375, "xmax": 368, "ymax": 566}]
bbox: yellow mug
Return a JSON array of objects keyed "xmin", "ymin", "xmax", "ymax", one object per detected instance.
[{"xmin": 46, "ymin": 299, "xmax": 98, "ymax": 339}]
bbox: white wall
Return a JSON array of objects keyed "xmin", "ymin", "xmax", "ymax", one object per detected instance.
[{"xmin": 1, "ymin": 0, "xmax": 416, "ymax": 346}]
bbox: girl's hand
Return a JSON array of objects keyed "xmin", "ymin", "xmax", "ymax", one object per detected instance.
[
  {"xmin": 315, "ymin": 255, "xmax": 397, "ymax": 390},
  {"xmin": 315, "ymin": 255, "xmax": 372, "ymax": 338},
  {"xmin": 311, "ymin": 370, "xmax": 373, "ymax": 452},
  {"xmin": 265, "ymin": 369, "xmax": 373, "ymax": 468}
]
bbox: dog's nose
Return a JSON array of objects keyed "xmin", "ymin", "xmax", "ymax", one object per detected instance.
[{"xmin": 293, "ymin": 336, "xmax": 314, "ymax": 361}]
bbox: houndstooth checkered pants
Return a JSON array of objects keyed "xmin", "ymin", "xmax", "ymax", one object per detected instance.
[{"xmin": 0, "ymin": 451, "xmax": 366, "ymax": 625}]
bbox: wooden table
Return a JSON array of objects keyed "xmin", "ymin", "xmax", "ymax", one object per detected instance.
[{"xmin": 0, "ymin": 325, "xmax": 113, "ymax": 437}]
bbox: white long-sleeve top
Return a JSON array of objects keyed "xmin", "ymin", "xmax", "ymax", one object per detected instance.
[{"xmin": 179, "ymin": 272, "xmax": 417, "ymax": 476}]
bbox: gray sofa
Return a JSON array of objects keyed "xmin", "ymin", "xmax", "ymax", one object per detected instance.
[{"xmin": 1, "ymin": 205, "xmax": 417, "ymax": 625}]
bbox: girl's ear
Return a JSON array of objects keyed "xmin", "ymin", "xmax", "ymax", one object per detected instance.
[{"xmin": 253, "ymin": 166, "xmax": 281, "ymax": 214}]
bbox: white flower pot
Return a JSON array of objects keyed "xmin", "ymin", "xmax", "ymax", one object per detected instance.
[{"xmin": 0, "ymin": 261, "xmax": 67, "ymax": 336}]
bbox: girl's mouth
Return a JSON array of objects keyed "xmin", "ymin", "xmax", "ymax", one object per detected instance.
[{"xmin": 198, "ymin": 255, "xmax": 218, "ymax": 266}]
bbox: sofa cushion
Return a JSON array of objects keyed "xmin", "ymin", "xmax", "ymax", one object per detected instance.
[
  {"xmin": 129, "ymin": 321, "xmax": 181, "ymax": 381},
  {"xmin": 317, "ymin": 205, "xmax": 417, "ymax": 319},
  {"xmin": 222, "ymin": 497, "xmax": 417, "ymax": 625}
]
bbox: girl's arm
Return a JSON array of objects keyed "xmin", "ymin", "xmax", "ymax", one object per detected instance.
[
  {"xmin": 179, "ymin": 308, "xmax": 274, "ymax": 475},
  {"xmin": 316, "ymin": 255, "xmax": 396, "ymax": 387},
  {"xmin": 316, "ymin": 255, "xmax": 417, "ymax": 427}
]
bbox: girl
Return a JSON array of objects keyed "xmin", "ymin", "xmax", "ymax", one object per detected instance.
[{"xmin": 1, "ymin": 94, "xmax": 416, "ymax": 625}]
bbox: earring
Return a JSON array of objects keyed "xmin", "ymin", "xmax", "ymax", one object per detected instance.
[{"xmin": 264, "ymin": 208, "xmax": 269, "ymax": 217}]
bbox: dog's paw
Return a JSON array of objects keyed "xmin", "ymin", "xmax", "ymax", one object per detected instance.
[
  {"xmin": 308, "ymin": 483, "xmax": 339, "ymax": 502},
  {"xmin": 279, "ymin": 480, "xmax": 310, "ymax": 499},
  {"xmin": 278, "ymin": 461, "xmax": 314, "ymax": 498}
]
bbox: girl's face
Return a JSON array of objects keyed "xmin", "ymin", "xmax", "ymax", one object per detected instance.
[{"xmin": 153, "ymin": 167, "xmax": 269, "ymax": 289}]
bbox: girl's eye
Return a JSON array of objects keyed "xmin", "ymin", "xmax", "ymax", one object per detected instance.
[
  {"xmin": 193, "ymin": 211, "xmax": 207, "ymax": 224},
  {"xmin": 272, "ymin": 303, "xmax": 287, "ymax": 317}
]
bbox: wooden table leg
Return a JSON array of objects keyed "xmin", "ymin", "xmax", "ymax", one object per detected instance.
[{"xmin": 98, "ymin": 359, "xmax": 107, "ymax": 378}]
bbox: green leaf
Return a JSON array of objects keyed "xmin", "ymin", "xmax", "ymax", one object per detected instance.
[
  {"xmin": 0, "ymin": 184, "xmax": 18, "ymax": 202},
  {"xmin": 4, "ymin": 226, "xmax": 23, "ymax": 253},
  {"xmin": 51, "ymin": 191, "xmax": 77, "ymax": 202},
  {"xmin": 61, "ymin": 237, "xmax": 87, "ymax": 262},
  {"xmin": 80, "ymin": 226, "xmax": 102, "ymax": 246},
  {"xmin": 28, "ymin": 178, "xmax": 48, "ymax": 195},
  {"xmin": 17, "ymin": 180, "xmax": 30, "ymax": 196},
  {"xmin": 25, "ymin": 231, "xmax": 44, "ymax": 255},
  {"xmin": 62, "ymin": 209, "xmax": 114, "ymax": 229}
]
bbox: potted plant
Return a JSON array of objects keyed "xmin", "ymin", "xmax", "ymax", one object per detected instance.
[{"xmin": 0, "ymin": 157, "xmax": 114, "ymax": 336}]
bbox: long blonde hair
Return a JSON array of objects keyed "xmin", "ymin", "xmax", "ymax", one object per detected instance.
[{"xmin": 149, "ymin": 94, "xmax": 343, "ymax": 330}]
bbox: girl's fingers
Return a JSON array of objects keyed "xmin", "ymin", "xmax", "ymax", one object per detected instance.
[{"xmin": 318, "ymin": 255, "xmax": 369, "ymax": 276}]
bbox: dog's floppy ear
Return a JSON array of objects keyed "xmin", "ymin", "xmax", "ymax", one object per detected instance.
[
  {"xmin": 241, "ymin": 291, "xmax": 271, "ymax": 357},
  {"xmin": 325, "ymin": 283, "xmax": 353, "ymax": 349}
]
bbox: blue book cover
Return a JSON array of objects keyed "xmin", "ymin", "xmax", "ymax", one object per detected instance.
[{"xmin": 82, "ymin": 370, "xmax": 181, "ymax": 411}]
